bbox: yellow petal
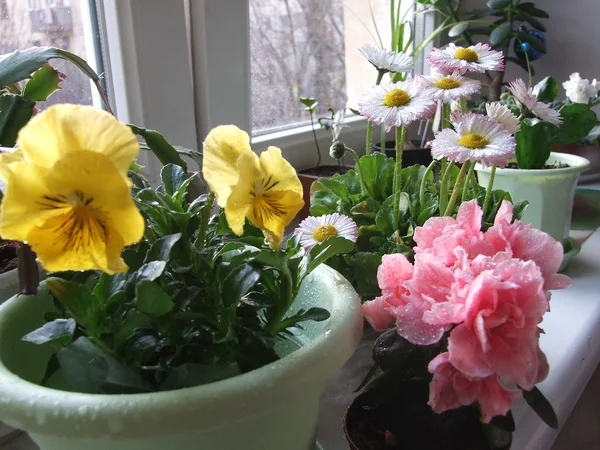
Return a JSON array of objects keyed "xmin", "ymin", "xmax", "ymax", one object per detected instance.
[
  {"xmin": 202, "ymin": 125, "xmax": 253, "ymax": 207},
  {"xmin": 258, "ymin": 146, "xmax": 303, "ymax": 197},
  {"xmin": 0, "ymin": 162, "xmax": 66, "ymax": 242},
  {"xmin": 225, "ymin": 152, "xmax": 260, "ymax": 235},
  {"xmin": 247, "ymin": 189, "xmax": 305, "ymax": 249},
  {"xmin": 17, "ymin": 104, "xmax": 139, "ymax": 173},
  {"xmin": 0, "ymin": 149, "xmax": 24, "ymax": 182}
]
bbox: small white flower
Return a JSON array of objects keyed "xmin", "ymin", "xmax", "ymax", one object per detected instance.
[
  {"xmin": 563, "ymin": 72, "xmax": 598, "ymax": 104},
  {"xmin": 358, "ymin": 77, "xmax": 436, "ymax": 130},
  {"xmin": 486, "ymin": 102, "xmax": 520, "ymax": 134},
  {"xmin": 427, "ymin": 43, "xmax": 504, "ymax": 75},
  {"xmin": 431, "ymin": 112, "xmax": 516, "ymax": 168},
  {"xmin": 294, "ymin": 213, "xmax": 358, "ymax": 251},
  {"xmin": 508, "ymin": 79, "xmax": 562, "ymax": 126},
  {"xmin": 359, "ymin": 43, "xmax": 413, "ymax": 73},
  {"xmin": 422, "ymin": 72, "xmax": 482, "ymax": 102}
]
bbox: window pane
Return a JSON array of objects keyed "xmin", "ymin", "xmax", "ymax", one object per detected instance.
[
  {"xmin": 249, "ymin": 0, "xmax": 347, "ymax": 135},
  {"xmin": 0, "ymin": 0, "xmax": 104, "ymax": 108}
]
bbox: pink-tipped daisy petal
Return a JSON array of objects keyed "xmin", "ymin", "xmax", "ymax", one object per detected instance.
[{"xmin": 294, "ymin": 213, "xmax": 358, "ymax": 251}]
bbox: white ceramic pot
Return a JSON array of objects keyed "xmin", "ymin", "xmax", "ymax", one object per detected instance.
[
  {"xmin": 476, "ymin": 152, "xmax": 591, "ymax": 241},
  {"xmin": 0, "ymin": 266, "xmax": 363, "ymax": 450},
  {"xmin": 0, "ymin": 269, "xmax": 19, "ymax": 303}
]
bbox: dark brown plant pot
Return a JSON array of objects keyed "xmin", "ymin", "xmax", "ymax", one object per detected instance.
[
  {"xmin": 374, "ymin": 140, "xmax": 433, "ymax": 167},
  {"xmin": 343, "ymin": 379, "xmax": 511, "ymax": 450},
  {"xmin": 552, "ymin": 143, "xmax": 600, "ymax": 183},
  {"xmin": 297, "ymin": 165, "xmax": 354, "ymax": 220}
]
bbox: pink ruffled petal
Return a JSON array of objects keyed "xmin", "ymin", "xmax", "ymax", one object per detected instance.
[{"xmin": 362, "ymin": 296, "xmax": 394, "ymax": 331}]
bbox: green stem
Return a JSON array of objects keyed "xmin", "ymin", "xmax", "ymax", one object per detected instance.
[
  {"xmin": 346, "ymin": 146, "xmax": 371, "ymax": 198},
  {"xmin": 365, "ymin": 71, "xmax": 386, "ymax": 156},
  {"xmin": 196, "ymin": 192, "xmax": 215, "ymax": 249},
  {"xmin": 266, "ymin": 262, "xmax": 294, "ymax": 335},
  {"xmin": 439, "ymin": 159, "xmax": 455, "ymax": 213},
  {"xmin": 444, "ymin": 162, "xmax": 471, "ymax": 216},
  {"xmin": 441, "ymin": 102, "xmax": 452, "ymax": 129},
  {"xmin": 482, "ymin": 165, "xmax": 497, "ymax": 217},
  {"xmin": 393, "ymin": 126, "xmax": 407, "ymax": 230},
  {"xmin": 17, "ymin": 244, "xmax": 39, "ymax": 295},
  {"xmin": 419, "ymin": 160, "xmax": 437, "ymax": 208},
  {"xmin": 461, "ymin": 163, "xmax": 476, "ymax": 202},
  {"xmin": 309, "ymin": 111, "xmax": 321, "ymax": 169}
]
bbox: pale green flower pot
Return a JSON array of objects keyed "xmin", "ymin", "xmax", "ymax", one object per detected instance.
[
  {"xmin": 475, "ymin": 152, "xmax": 591, "ymax": 241},
  {"xmin": 0, "ymin": 266, "xmax": 363, "ymax": 450}
]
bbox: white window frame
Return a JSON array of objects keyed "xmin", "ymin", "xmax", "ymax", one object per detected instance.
[{"xmin": 96, "ymin": 0, "xmax": 434, "ymax": 174}]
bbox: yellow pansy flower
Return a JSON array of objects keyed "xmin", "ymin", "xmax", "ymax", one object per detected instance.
[
  {"xmin": 0, "ymin": 148, "xmax": 24, "ymax": 182},
  {"xmin": 0, "ymin": 104, "xmax": 144, "ymax": 274},
  {"xmin": 202, "ymin": 126, "xmax": 304, "ymax": 249}
]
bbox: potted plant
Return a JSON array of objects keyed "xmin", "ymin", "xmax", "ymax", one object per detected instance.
[
  {"xmin": 552, "ymin": 72, "xmax": 600, "ymax": 183},
  {"xmin": 350, "ymin": 198, "xmax": 571, "ymax": 449},
  {"xmin": 474, "ymin": 77, "xmax": 595, "ymax": 251},
  {"xmin": 0, "ymin": 50, "xmax": 363, "ymax": 450}
]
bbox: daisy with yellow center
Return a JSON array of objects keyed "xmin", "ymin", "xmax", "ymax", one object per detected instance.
[
  {"xmin": 431, "ymin": 112, "xmax": 516, "ymax": 168},
  {"xmin": 422, "ymin": 72, "xmax": 482, "ymax": 102},
  {"xmin": 295, "ymin": 213, "xmax": 358, "ymax": 251},
  {"xmin": 427, "ymin": 43, "xmax": 505, "ymax": 75},
  {"xmin": 486, "ymin": 102, "xmax": 521, "ymax": 134},
  {"xmin": 508, "ymin": 78, "xmax": 563, "ymax": 127},
  {"xmin": 202, "ymin": 126, "xmax": 304, "ymax": 249},
  {"xmin": 0, "ymin": 104, "xmax": 144, "ymax": 273},
  {"xmin": 358, "ymin": 77, "xmax": 436, "ymax": 131}
]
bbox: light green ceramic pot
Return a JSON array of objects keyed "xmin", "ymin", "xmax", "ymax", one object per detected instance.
[
  {"xmin": 476, "ymin": 152, "xmax": 591, "ymax": 241},
  {"xmin": 0, "ymin": 266, "xmax": 363, "ymax": 450}
]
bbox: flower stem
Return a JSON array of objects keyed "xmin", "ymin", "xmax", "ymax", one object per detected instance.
[
  {"xmin": 444, "ymin": 162, "xmax": 471, "ymax": 216},
  {"xmin": 442, "ymin": 102, "xmax": 452, "ymax": 129},
  {"xmin": 309, "ymin": 110, "xmax": 321, "ymax": 170},
  {"xmin": 345, "ymin": 146, "xmax": 371, "ymax": 198},
  {"xmin": 419, "ymin": 160, "xmax": 436, "ymax": 208},
  {"xmin": 461, "ymin": 163, "xmax": 476, "ymax": 202},
  {"xmin": 196, "ymin": 191, "xmax": 215, "ymax": 249},
  {"xmin": 17, "ymin": 244, "xmax": 39, "ymax": 295},
  {"xmin": 393, "ymin": 126, "xmax": 407, "ymax": 230},
  {"xmin": 439, "ymin": 159, "xmax": 455, "ymax": 213},
  {"xmin": 482, "ymin": 165, "xmax": 497, "ymax": 217},
  {"xmin": 365, "ymin": 71, "xmax": 386, "ymax": 156}
]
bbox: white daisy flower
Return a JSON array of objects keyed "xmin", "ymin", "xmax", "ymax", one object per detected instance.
[
  {"xmin": 358, "ymin": 77, "xmax": 436, "ymax": 130},
  {"xmin": 562, "ymin": 72, "xmax": 598, "ymax": 104},
  {"xmin": 359, "ymin": 43, "xmax": 413, "ymax": 73},
  {"xmin": 486, "ymin": 102, "xmax": 520, "ymax": 134},
  {"xmin": 431, "ymin": 112, "xmax": 516, "ymax": 168},
  {"xmin": 427, "ymin": 43, "xmax": 505, "ymax": 75},
  {"xmin": 294, "ymin": 213, "xmax": 358, "ymax": 251},
  {"xmin": 508, "ymin": 78, "xmax": 562, "ymax": 127},
  {"xmin": 422, "ymin": 72, "xmax": 482, "ymax": 102}
]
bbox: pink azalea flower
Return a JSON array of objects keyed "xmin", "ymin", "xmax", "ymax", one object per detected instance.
[
  {"xmin": 447, "ymin": 259, "xmax": 550, "ymax": 390},
  {"xmin": 428, "ymin": 352, "xmax": 521, "ymax": 423},
  {"xmin": 362, "ymin": 254, "xmax": 413, "ymax": 331}
]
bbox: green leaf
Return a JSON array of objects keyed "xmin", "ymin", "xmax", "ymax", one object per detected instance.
[
  {"xmin": 375, "ymin": 206, "xmax": 395, "ymax": 236},
  {"xmin": 518, "ymin": 11, "xmax": 546, "ymax": 32},
  {"xmin": 490, "ymin": 411, "xmax": 516, "ymax": 432},
  {"xmin": 511, "ymin": 200, "xmax": 529, "ymax": 221},
  {"xmin": 522, "ymin": 386, "xmax": 558, "ymax": 429},
  {"xmin": 130, "ymin": 261, "xmax": 167, "ymax": 285},
  {"xmin": 516, "ymin": 120, "xmax": 551, "ymax": 169},
  {"xmin": 517, "ymin": 2, "xmax": 550, "ymax": 18},
  {"xmin": 372, "ymin": 328, "xmax": 409, "ymax": 371},
  {"xmin": 533, "ymin": 76, "xmax": 558, "ymax": 103},
  {"xmin": 130, "ymin": 125, "xmax": 188, "ymax": 170},
  {"xmin": 318, "ymin": 177, "xmax": 351, "ymax": 205},
  {"xmin": 161, "ymin": 163, "xmax": 187, "ymax": 196},
  {"xmin": 45, "ymin": 279, "xmax": 102, "ymax": 329},
  {"xmin": 221, "ymin": 264, "xmax": 261, "ymax": 307},
  {"xmin": 448, "ymin": 22, "xmax": 469, "ymax": 37},
  {"xmin": 487, "ymin": 0, "xmax": 510, "ymax": 10},
  {"xmin": 552, "ymin": 103, "xmax": 597, "ymax": 145},
  {"xmin": 358, "ymin": 153, "xmax": 395, "ymax": 200},
  {"xmin": 489, "ymin": 22, "xmax": 511, "ymax": 46},
  {"xmin": 280, "ymin": 307, "xmax": 330, "ymax": 328},
  {"xmin": 306, "ymin": 235, "xmax": 355, "ymax": 275},
  {"xmin": 299, "ymin": 96, "xmax": 318, "ymax": 112},
  {"xmin": 482, "ymin": 422, "xmax": 514, "ymax": 449},
  {"xmin": 0, "ymin": 94, "xmax": 35, "ymax": 147},
  {"xmin": 516, "ymin": 31, "xmax": 546, "ymax": 54},
  {"xmin": 0, "ymin": 47, "xmax": 100, "ymax": 87},
  {"xmin": 22, "ymin": 318, "xmax": 76, "ymax": 346},
  {"xmin": 146, "ymin": 233, "xmax": 182, "ymax": 262},
  {"xmin": 507, "ymin": 56, "xmax": 536, "ymax": 76},
  {"xmin": 397, "ymin": 192, "xmax": 411, "ymax": 218},
  {"xmin": 21, "ymin": 64, "xmax": 64, "ymax": 101},
  {"xmin": 135, "ymin": 280, "xmax": 174, "ymax": 317}
]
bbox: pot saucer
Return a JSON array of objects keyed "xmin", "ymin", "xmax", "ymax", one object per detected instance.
[{"xmin": 560, "ymin": 237, "xmax": 582, "ymax": 272}]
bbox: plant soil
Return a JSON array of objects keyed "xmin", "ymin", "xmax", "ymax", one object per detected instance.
[
  {"xmin": 345, "ymin": 380, "xmax": 506, "ymax": 450},
  {"xmin": 300, "ymin": 165, "xmax": 350, "ymax": 177},
  {"xmin": 0, "ymin": 240, "xmax": 17, "ymax": 275},
  {"xmin": 506, "ymin": 162, "xmax": 570, "ymax": 169}
]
